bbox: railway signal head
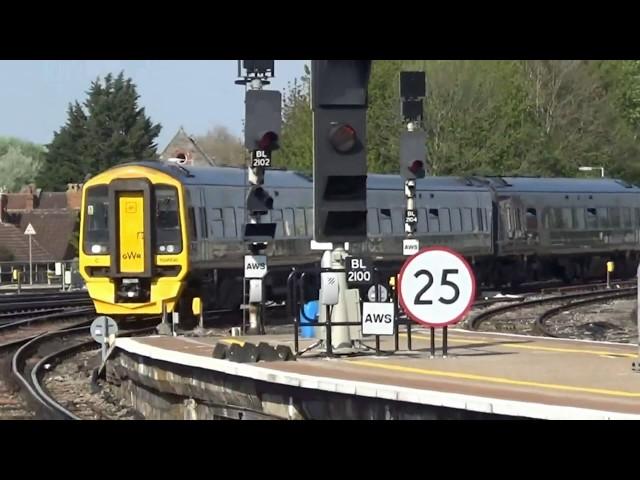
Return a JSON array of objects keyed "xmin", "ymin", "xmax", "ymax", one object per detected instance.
[
  {"xmin": 312, "ymin": 60, "xmax": 372, "ymax": 243},
  {"xmin": 400, "ymin": 130, "xmax": 427, "ymax": 180},
  {"xmin": 246, "ymin": 185, "xmax": 274, "ymax": 215},
  {"xmin": 245, "ymin": 89, "xmax": 282, "ymax": 152}
]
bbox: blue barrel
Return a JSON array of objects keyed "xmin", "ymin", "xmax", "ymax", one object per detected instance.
[{"xmin": 300, "ymin": 300, "xmax": 319, "ymax": 338}]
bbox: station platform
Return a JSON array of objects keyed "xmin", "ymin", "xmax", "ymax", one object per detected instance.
[{"xmin": 110, "ymin": 328, "xmax": 640, "ymax": 420}]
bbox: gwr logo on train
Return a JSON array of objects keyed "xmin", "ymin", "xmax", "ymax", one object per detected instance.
[{"xmin": 122, "ymin": 252, "xmax": 142, "ymax": 260}]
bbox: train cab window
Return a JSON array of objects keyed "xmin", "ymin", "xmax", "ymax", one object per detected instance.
[
  {"xmin": 223, "ymin": 208, "xmax": 237, "ymax": 238},
  {"xmin": 461, "ymin": 208, "xmax": 473, "ymax": 232},
  {"xmin": 294, "ymin": 208, "xmax": 306, "ymax": 236},
  {"xmin": 379, "ymin": 209, "xmax": 392, "ymax": 234},
  {"xmin": 428, "ymin": 208, "xmax": 440, "ymax": 232},
  {"xmin": 586, "ymin": 208, "xmax": 598, "ymax": 229},
  {"xmin": 622, "ymin": 207, "xmax": 632, "ymax": 228},
  {"xmin": 83, "ymin": 185, "xmax": 109, "ymax": 255},
  {"xmin": 368, "ymin": 208, "xmax": 380, "ymax": 234},
  {"xmin": 525, "ymin": 208, "xmax": 538, "ymax": 231},
  {"xmin": 439, "ymin": 208, "xmax": 451, "ymax": 232},
  {"xmin": 155, "ymin": 186, "xmax": 182, "ymax": 254},
  {"xmin": 210, "ymin": 208, "xmax": 224, "ymax": 238},
  {"xmin": 450, "ymin": 208, "xmax": 462, "ymax": 232}
]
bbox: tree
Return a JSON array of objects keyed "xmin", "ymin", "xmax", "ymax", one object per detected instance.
[
  {"xmin": 0, "ymin": 138, "xmax": 45, "ymax": 192},
  {"xmin": 37, "ymin": 72, "xmax": 162, "ymax": 190},
  {"xmin": 194, "ymin": 126, "xmax": 245, "ymax": 167}
]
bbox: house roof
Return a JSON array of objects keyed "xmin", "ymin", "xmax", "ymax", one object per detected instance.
[
  {"xmin": 159, "ymin": 127, "xmax": 216, "ymax": 166},
  {"xmin": 0, "ymin": 223, "xmax": 53, "ymax": 262}
]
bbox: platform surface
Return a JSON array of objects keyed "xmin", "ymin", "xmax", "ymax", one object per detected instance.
[{"xmin": 115, "ymin": 328, "xmax": 640, "ymax": 420}]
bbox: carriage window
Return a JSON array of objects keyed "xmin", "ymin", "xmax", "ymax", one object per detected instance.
[
  {"xmin": 622, "ymin": 207, "xmax": 632, "ymax": 228},
  {"xmin": 379, "ymin": 209, "xmax": 392, "ymax": 234},
  {"xmin": 450, "ymin": 208, "xmax": 462, "ymax": 232},
  {"xmin": 188, "ymin": 207, "xmax": 197, "ymax": 239},
  {"xmin": 428, "ymin": 208, "xmax": 440, "ymax": 232},
  {"xmin": 223, "ymin": 208, "xmax": 236, "ymax": 238},
  {"xmin": 284, "ymin": 208, "xmax": 295, "ymax": 236},
  {"xmin": 597, "ymin": 208, "xmax": 609, "ymax": 228},
  {"xmin": 525, "ymin": 208, "xmax": 537, "ymax": 231},
  {"xmin": 608, "ymin": 207, "xmax": 621, "ymax": 228},
  {"xmin": 417, "ymin": 208, "xmax": 428, "ymax": 233},
  {"xmin": 83, "ymin": 185, "xmax": 109, "ymax": 254},
  {"xmin": 572, "ymin": 208, "xmax": 585, "ymax": 230},
  {"xmin": 306, "ymin": 208, "xmax": 314, "ymax": 235},
  {"xmin": 477, "ymin": 208, "xmax": 484, "ymax": 232},
  {"xmin": 586, "ymin": 208, "xmax": 598, "ymax": 229},
  {"xmin": 210, "ymin": 208, "xmax": 224, "ymax": 238},
  {"xmin": 461, "ymin": 208, "xmax": 473, "ymax": 232},
  {"xmin": 155, "ymin": 185, "xmax": 182, "ymax": 253},
  {"xmin": 271, "ymin": 209, "xmax": 284, "ymax": 237},
  {"xmin": 391, "ymin": 209, "xmax": 404, "ymax": 233},
  {"xmin": 295, "ymin": 208, "xmax": 307, "ymax": 236},
  {"xmin": 439, "ymin": 208, "xmax": 451, "ymax": 232},
  {"xmin": 368, "ymin": 208, "xmax": 380, "ymax": 234},
  {"xmin": 561, "ymin": 208, "xmax": 572, "ymax": 229}
]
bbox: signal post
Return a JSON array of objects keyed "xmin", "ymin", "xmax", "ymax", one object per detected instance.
[
  {"xmin": 399, "ymin": 72, "xmax": 427, "ymax": 256},
  {"xmin": 311, "ymin": 60, "xmax": 372, "ymax": 353},
  {"xmin": 236, "ymin": 60, "xmax": 281, "ymax": 335}
]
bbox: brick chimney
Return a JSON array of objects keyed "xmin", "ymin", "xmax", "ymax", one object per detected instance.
[
  {"xmin": 20, "ymin": 184, "xmax": 37, "ymax": 211},
  {"xmin": 66, "ymin": 183, "xmax": 83, "ymax": 210}
]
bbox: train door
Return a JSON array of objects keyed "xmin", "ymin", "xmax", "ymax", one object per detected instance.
[{"xmin": 118, "ymin": 192, "xmax": 146, "ymax": 273}]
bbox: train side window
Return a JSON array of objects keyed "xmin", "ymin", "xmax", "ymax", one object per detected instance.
[
  {"xmin": 561, "ymin": 208, "xmax": 572, "ymax": 229},
  {"xmin": 379, "ymin": 209, "xmax": 392, "ymax": 234},
  {"xmin": 368, "ymin": 208, "xmax": 380, "ymax": 234},
  {"xmin": 271, "ymin": 209, "xmax": 283, "ymax": 237},
  {"xmin": 597, "ymin": 208, "xmax": 609, "ymax": 228},
  {"xmin": 572, "ymin": 208, "xmax": 585, "ymax": 230},
  {"xmin": 439, "ymin": 208, "xmax": 451, "ymax": 232},
  {"xmin": 223, "ymin": 208, "xmax": 236, "ymax": 238},
  {"xmin": 608, "ymin": 207, "xmax": 621, "ymax": 228},
  {"xmin": 483, "ymin": 208, "xmax": 489, "ymax": 232},
  {"xmin": 461, "ymin": 208, "xmax": 473, "ymax": 232},
  {"xmin": 428, "ymin": 208, "xmax": 440, "ymax": 232},
  {"xmin": 188, "ymin": 207, "xmax": 197, "ymax": 239},
  {"xmin": 417, "ymin": 208, "xmax": 428, "ymax": 233},
  {"xmin": 586, "ymin": 208, "xmax": 598, "ymax": 229},
  {"xmin": 284, "ymin": 208, "xmax": 295, "ymax": 236},
  {"xmin": 210, "ymin": 208, "xmax": 224, "ymax": 238},
  {"xmin": 525, "ymin": 208, "xmax": 537, "ymax": 231},
  {"xmin": 515, "ymin": 208, "xmax": 522, "ymax": 231},
  {"xmin": 622, "ymin": 207, "xmax": 632, "ymax": 228},
  {"xmin": 636, "ymin": 208, "xmax": 640, "ymax": 227},
  {"xmin": 306, "ymin": 208, "xmax": 314, "ymax": 235},
  {"xmin": 295, "ymin": 208, "xmax": 306, "ymax": 236},
  {"xmin": 476, "ymin": 208, "xmax": 484, "ymax": 232},
  {"xmin": 450, "ymin": 208, "xmax": 462, "ymax": 232},
  {"xmin": 391, "ymin": 209, "xmax": 404, "ymax": 233}
]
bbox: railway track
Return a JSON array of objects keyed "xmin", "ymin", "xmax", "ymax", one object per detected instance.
[{"xmin": 468, "ymin": 286, "xmax": 637, "ymax": 336}]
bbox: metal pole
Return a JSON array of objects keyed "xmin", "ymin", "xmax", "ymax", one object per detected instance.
[
  {"xmin": 325, "ymin": 304, "xmax": 333, "ymax": 357},
  {"xmin": 430, "ymin": 327, "xmax": 435, "ymax": 357},
  {"xmin": 29, "ymin": 235, "xmax": 32, "ymax": 285},
  {"xmin": 443, "ymin": 326, "xmax": 448, "ymax": 358}
]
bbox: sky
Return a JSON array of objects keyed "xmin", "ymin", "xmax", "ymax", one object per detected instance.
[{"xmin": 0, "ymin": 60, "xmax": 308, "ymax": 151}]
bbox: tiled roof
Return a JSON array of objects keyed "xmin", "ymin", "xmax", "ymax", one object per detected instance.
[
  {"xmin": 15, "ymin": 211, "xmax": 78, "ymax": 260},
  {"xmin": 0, "ymin": 223, "xmax": 53, "ymax": 262}
]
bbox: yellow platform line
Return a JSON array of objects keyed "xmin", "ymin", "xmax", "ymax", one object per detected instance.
[
  {"xmin": 349, "ymin": 360, "xmax": 640, "ymax": 398},
  {"xmin": 401, "ymin": 333, "xmax": 636, "ymax": 358}
]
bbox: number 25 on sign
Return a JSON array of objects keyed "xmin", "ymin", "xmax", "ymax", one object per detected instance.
[{"xmin": 398, "ymin": 246, "xmax": 476, "ymax": 327}]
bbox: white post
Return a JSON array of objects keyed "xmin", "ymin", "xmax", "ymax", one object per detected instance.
[{"xmin": 28, "ymin": 235, "xmax": 32, "ymax": 285}]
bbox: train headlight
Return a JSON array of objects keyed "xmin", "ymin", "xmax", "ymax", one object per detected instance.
[
  {"xmin": 91, "ymin": 244, "xmax": 107, "ymax": 254},
  {"xmin": 167, "ymin": 245, "xmax": 175, "ymax": 253},
  {"xmin": 159, "ymin": 245, "xmax": 166, "ymax": 253}
]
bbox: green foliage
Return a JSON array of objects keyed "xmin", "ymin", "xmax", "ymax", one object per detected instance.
[
  {"xmin": 194, "ymin": 126, "xmax": 245, "ymax": 167},
  {"xmin": 37, "ymin": 72, "xmax": 162, "ymax": 191},
  {"xmin": 277, "ymin": 60, "xmax": 640, "ymax": 184},
  {"xmin": 0, "ymin": 138, "xmax": 45, "ymax": 192}
]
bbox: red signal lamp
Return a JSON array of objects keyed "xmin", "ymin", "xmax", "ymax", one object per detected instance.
[
  {"xmin": 329, "ymin": 124, "xmax": 357, "ymax": 153},
  {"xmin": 258, "ymin": 131, "xmax": 279, "ymax": 151},
  {"xmin": 408, "ymin": 160, "xmax": 425, "ymax": 178}
]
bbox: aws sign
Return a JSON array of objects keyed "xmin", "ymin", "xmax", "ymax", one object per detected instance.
[{"xmin": 362, "ymin": 302, "xmax": 395, "ymax": 336}]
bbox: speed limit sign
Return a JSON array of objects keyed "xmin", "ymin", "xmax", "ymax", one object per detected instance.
[{"xmin": 398, "ymin": 246, "xmax": 476, "ymax": 327}]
